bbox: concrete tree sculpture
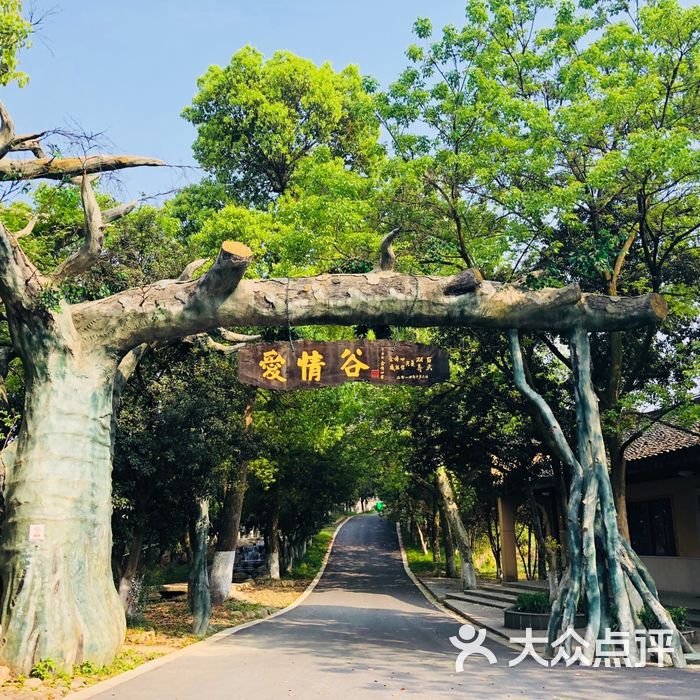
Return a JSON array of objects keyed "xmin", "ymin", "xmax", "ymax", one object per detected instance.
[
  {"xmin": 0, "ymin": 103, "xmax": 673, "ymax": 672},
  {"xmin": 509, "ymin": 329, "xmax": 692, "ymax": 667}
]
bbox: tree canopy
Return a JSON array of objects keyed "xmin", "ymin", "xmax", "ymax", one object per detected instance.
[{"xmin": 183, "ymin": 46, "xmax": 382, "ymax": 206}]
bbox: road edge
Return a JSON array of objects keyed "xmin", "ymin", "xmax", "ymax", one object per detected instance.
[
  {"xmin": 395, "ymin": 522, "xmax": 516, "ymax": 651},
  {"xmin": 70, "ymin": 516, "xmax": 352, "ymax": 699}
]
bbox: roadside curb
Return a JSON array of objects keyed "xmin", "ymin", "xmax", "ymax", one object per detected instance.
[
  {"xmin": 439, "ymin": 599, "xmax": 511, "ymax": 642},
  {"xmin": 395, "ymin": 522, "xmax": 518, "ymax": 651},
  {"xmin": 70, "ymin": 516, "xmax": 352, "ymax": 699}
]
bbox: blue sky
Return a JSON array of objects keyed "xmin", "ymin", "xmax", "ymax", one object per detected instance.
[{"xmin": 3, "ymin": 1, "xmax": 465, "ymax": 201}]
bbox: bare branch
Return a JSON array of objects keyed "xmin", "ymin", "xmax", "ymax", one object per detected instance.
[
  {"xmin": 205, "ymin": 337, "xmax": 249, "ymax": 355},
  {"xmin": 6, "ymin": 133, "xmax": 47, "ymax": 158},
  {"xmin": 102, "ymin": 201, "xmax": 137, "ymax": 223},
  {"xmin": 0, "ymin": 103, "xmax": 15, "ymax": 154},
  {"xmin": 177, "ymin": 259, "xmax": 207, "ymax": 282},
  {"xmin": 379, "ymin": 227, "xmax": 402, "ymax": 271},
  {"xmin": 14, "ymin": 214, "xmax": 39, "ymax": 239},
  {"xmin": 53, "ymin": 177, "xmax": 138, "ymax": 281},
  {"xmin": 0, "ymin": 223, "xmax": 46, "ymax": 309},
  {"xmin": 217, "ymin": 329, "xmax": 260, "ymax": 343},
  {"xmin": 0, "ymin": 155, "xmax": 165, "ymax": 182},
  {"xmin": 53, "ymin": 176, "xmax": 105, "ymax": 280}
]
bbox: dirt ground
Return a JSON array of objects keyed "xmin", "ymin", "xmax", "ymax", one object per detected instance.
[{"xmin": 0, "ymin": 578, "xmax": 309, "ymax": 699}]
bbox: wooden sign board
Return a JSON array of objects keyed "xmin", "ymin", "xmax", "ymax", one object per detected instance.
[{"xmin": 238, "ymin": 341, "xmax": 450, "ymax": 390}]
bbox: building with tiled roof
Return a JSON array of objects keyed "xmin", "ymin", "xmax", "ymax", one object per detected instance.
[
  {"xmin": 623, "ymin": 415, "xmax": 699, "ymax": 595},
  {"xmin": 625, "ymin": 420, "xmax": 699, "ymax": 462}
]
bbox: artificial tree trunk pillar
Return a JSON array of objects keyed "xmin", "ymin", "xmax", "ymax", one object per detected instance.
[
  {"xmin": 509, "ymin": 328, "xmax": 690, "ymax": 667},
  {"xmin": 497, "ymin": 496, "xmax": 518, "ymax": 583},
  {"xmin": 609, "ymin": 444, "xmax": 630, "ymax": 542},
  {"xmin": 0, "ymin": 332, "xmax": 124, "ymax": 673}
]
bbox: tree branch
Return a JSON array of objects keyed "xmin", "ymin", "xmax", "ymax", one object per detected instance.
[
  {"xmin": 188, "ymin": 241, "xmax": 252, "ymax": 307},
  {"xmin": 53, "ymin": 176, "xmax": 135, "ymax": 281},
  {"xmin": 72, "ymin": 242, "xmax": 669, "ymax": 352},
  {"xmin": 0, "ymin": 155, "xmax": 165, "ymax": 182},
  {"xmin": 378, "ymin": 227, "xmax": 402, "ymax": 271},
  {"xmin": 508, "ymin": 330, "xmax": 581, "ymax": 475},
  {"xmin": 0, "ymin": 103, "xmax": 15, "ymax": 155},
  {"xmin": 0, "ymin": 223, "xmax": 46, "ymax": 310},
  {"xmin": 177, "ymin": 259, "xmax": 207, "ymax": 282},
  {"xmin": 217, "ymin": 329, "xmax": 260, "ymax": 343}
]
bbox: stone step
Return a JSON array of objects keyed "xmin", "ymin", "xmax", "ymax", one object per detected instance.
[
  {"xmin": 458, "ymin": 588, "xmax": 516, "ymax": 605},
  {"xmin": 500, "ymin": 580, "xmax": 549, "ymax": 593},
  {"xmin": 445, "ymin": 592, "xmax": 511, "ymax": 610},
  {"xmin": 479, "ymin": 583, "xmax": 540, "ymax": 599}
]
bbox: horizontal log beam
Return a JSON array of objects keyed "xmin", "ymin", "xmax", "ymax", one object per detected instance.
[
  {"xmin": 0, "ymin": 155, "xmax": 165, "ymax": 181},
  {"xmin": 73, "ymin": 250, "xmax": 668, "ymax": 351}
]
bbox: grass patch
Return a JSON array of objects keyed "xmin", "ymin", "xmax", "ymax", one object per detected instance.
[
  {"xmin": 404, "ymin": 541, "xmax": 440, "ymax": 575},
  {"xmin": 288, "ymin": 528, "xmax": 334, "ymax": 580}
]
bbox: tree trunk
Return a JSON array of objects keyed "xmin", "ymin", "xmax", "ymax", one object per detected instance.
[
  {"xmin": 282, "ymin": 537, "xmax": 294, "ymax": 574},
  {"xmin": 190, "ymin": 498, "xmax": 211, "ymax": 636},
  {"xmin": 484, "ymin": 503, "xmax": 502, "ymax": 580},
  {"xmin": 435, "ymin": 467, "xmax": 477, "ymax": 590},
  {"xmin": 430, "ymin": 500, "xmax": 441, "ymax": 572},
  {"xmin": 415, "ymin": 519, "xmax": 429, "ymax": 556},
  {"xmin": 0, "ymin": 330, "xmax": 124, "ymax": 673},
  {"xmin": 210, "ymin": 397, "xmax": 255, "ymax": 605},
  {"xmin": 118, "ymin": 519, "xmax": 145, "ymax": 616},
  {"xmin": 267, "ymin": 488, "xmax": 281, "ymax": 581},
  {"xmin": 526, "ymin": 488, "xmax": 548, "ymax": 582},
  {"xmin": 441, "ymin": 508, "xmax": 459, "ymax": 578}
]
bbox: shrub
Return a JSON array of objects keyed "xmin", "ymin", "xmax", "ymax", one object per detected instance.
[
  {"xmin": 638, "ymin": 605, "xmax": 688, "ymax": 631},
  {"xmin": 30, "ymin": 658, "xmax": 58, "ymax": 680},
  {"xmin": 514, "ymin": 592, "xmax": 550, "ymax": 614}
]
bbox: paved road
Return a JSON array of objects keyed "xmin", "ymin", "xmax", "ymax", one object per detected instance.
[{"xmin": 91, "ymin": 515, "xmax": 697, "ymax": 699}]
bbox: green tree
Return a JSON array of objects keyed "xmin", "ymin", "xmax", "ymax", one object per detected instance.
[
  {"xmin": 183, "ymin": 46, "xmax": 382, "ymax": 206},
  {"xmin": 0, "ymin": 0, "xmax": 31, "ymax": 87}
]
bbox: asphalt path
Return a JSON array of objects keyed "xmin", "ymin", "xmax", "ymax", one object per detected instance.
[{"xmin": 90, "ymin": 515, "xmax": 698, "ymax": 699}]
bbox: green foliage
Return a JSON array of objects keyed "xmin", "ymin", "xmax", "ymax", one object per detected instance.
[
  {"xmin": 0, "ymin": 0, "xmax": 31, "ymax": 86},
  {"xmin": 290, "ymin": 528, "xmax": 333, "ymax": 579},
  {"xmin": 638, "ymin": 605, "xmax": 688, "ymax": 630},
  {"xmin": 183, "ymin": 46, "xmax": 382, "ymax": 205},
  {"xmin": 190, "ymin": 149, "xmax": 382, "ymax": 277},
  {"xmin": 36, "ymin": 287, "xmax": 62, "ymax": 313},
  {"xmin": 514, "ymin": 592, "xmax": 551, "ymax": 614},
  {"xmin": 29, "ymin": 658, "xmax": 60, "ymax": 680},
  {"xmin": 113, "ymin": 347, "xmax": 257, "ymax": 564},
  {"xmin": 288, "ymin": 529, "xmax": 333, "ymax": 579},
  {"xmin": 0, "ymin": 183, "xmax": 189, "ymax": 303}
]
